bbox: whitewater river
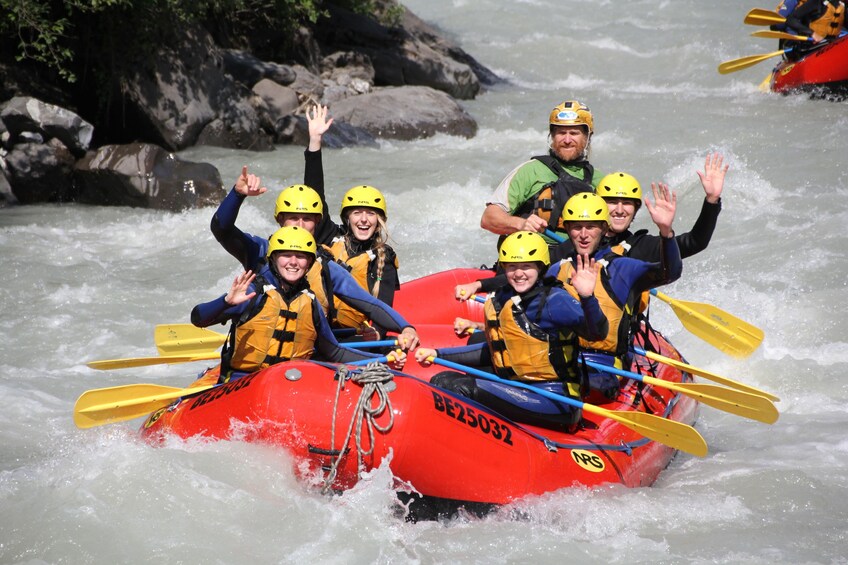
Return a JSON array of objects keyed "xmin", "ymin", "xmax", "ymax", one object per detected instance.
[{"xmin": 2, "ymin": 0, "xmax": 847, "ymax": 562}]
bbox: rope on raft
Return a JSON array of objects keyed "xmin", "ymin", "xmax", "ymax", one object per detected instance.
[{"xmin": 321, "ymin": 361, "xmax": 395, "ymax": 494}]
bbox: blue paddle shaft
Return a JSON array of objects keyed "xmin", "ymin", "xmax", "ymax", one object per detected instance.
[{"xmin": 431, "ymin": 357, "xmax": 584, "ymax": 410}]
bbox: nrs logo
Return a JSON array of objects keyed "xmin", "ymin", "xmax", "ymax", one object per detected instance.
[{"xmin": 570, "ymin": 449, "xmax": 605, "ymax": 473}]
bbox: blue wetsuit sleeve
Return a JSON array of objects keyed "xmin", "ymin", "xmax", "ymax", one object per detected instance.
[
  {"xmin": 535, "ymin": 290, "xmax": 608, "ymax": 342},
  {"xmin": 312, "ymin": 300, "xmax": 379, "ymax": 363},
  {"xmin": 210, "ymin": 188, "xmax": 266, "ymax": 270},
  {"xmin": 190, "ymin": 294, "xmax": 247, "ymax": 328},
  {"xmin": 328, "ymin": 261, "xmax": 412, "ymax": 332},
  {"xmin": 478, "ymin": 272, "xmax": 507, "ymax": 293}
]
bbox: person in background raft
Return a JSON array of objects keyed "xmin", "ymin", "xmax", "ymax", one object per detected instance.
[
  {"xmin": 208, "ymin": 110, "xmax": 418, "ymax": 350},
  {"xmin": 774, "ymin": 0, "xmax": 846, "ymax": 56},
  {"xmin": 191, "ymin": 226, "xmax": 405, "ymax": 383},
  {"xmin": 480, "ymin": 100, "xmax": 604, "ymax": 246},
  {"xmin": 548, "ymin": 191, "xmax": 682, "ymax": 403},
  {"xmin": 454, "ymin": 153, "xmax": 725, "ymax": 302},
  {"xmin": 414, "ymin": 231, "xmax": 608, "ymax": 432}
]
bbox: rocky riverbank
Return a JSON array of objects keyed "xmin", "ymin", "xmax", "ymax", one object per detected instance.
[{"xmin": 0, "ymin": 1, "xmax": 499, "ymax": 210}]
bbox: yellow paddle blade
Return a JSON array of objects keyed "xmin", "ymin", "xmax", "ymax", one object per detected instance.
[
  {"xmin": 74, "ymin": 383, "xmax": 215, "ymax": 428},
  {"xmin": 651, "ymin": 290, "xmax": 764, "ymax": 357},
  {"xmin": 639, "ymin": 376, "xmax": 778, "ymax": 424},
  {"xmin": 154, "ymin": 324, "xmax": 227, "ymax": 355},
  {"xmin": 581, "ymin": 404, "xmax": 708, "ymax": 458},
  {"xmin": 87, "ymin": 352, "xmax": 219, "ymax": 370},
  {"xmin": 744, "ymin": 8, "xmax": 785, "ymax": 25},
  {"xmin": 751, "ymin": 30, "xmax": 808, "ymax": 41},
  {"xmin": 718, "ymin": 50, "xmax": 787, "ymax": 74},
  {"xmin": 759, "ymin": 73, "xmax": 774, "ymax": 92},
  {"xmin": 637, "ymin": 348, "xmax": 779, "ymax": 402}
]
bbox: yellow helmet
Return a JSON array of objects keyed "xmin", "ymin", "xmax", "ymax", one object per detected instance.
[
  {"xmin": 266, "ymin": 226, "xmax": 317, "ymax": 259},
  {"xmin": 561, "ymin": 193, "xmax": 610, "ymax": 225},
  {"xmin": 274, "ymin": 184, "xmax": 323, "ymax": 218},
  {"xmin": 596, "ymin": 172, "xmax": 642, "ymax": 208},
  {"xmin": 498, "ymin": 231, "xmax": 551, "ymax": 266},
  {"xmin": 549, "ymin": 100, "xmax": 594, "ymax": 135},
  {"xmin": 340, "ymin": 185, "xmax": 387, "ymax": 218}
]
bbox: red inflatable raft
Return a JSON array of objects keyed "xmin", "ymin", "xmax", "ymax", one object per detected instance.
[
  {"xmin": 768, "ymin": 34, "xmax": 848, "ymax": 99},
  {"xmin": 139, "ymin": 269, "xmax": 699, "ymax": 511}
]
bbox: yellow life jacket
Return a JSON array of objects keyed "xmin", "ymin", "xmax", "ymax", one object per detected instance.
[
  {"xmin": 810, "ymin": 1, "xmax": 845, "ymax": 38},
  {"xmin": 483, "ymin": 289, "xmax": 582, "ymax": 397},
  {"xmin": 323, "ymin": 238, "xmax": 400, "ymax": 330},
  {"xmin": 556, "ymin": 256, "xmax": 636, "ymax": 359},
  {"xmin": 226, "ymin": 283, "xmax": 318, "ymax": 374},
  {"xmin": 305, "ymin": 258, "xmax": 330, "ymax": 317}
]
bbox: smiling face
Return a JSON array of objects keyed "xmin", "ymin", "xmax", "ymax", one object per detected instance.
[
  {"xmin": 345, "ymin": 207, "xmax": 380, "ymax": 241},
  {"xmin": 550, "ymin": 125, "xmax": 589, "ymax": 162},
  {"xmin": 604, "ymin": 197, "xmax": 638, "ymax": 234},
  {"xmin": 503, "ymin": 262, "xmax": 541, "ymax": 294},
  {"xmin": 566, "ymin": 221, "xmax": 606, "ymax": 256},
  {"xmin": 272, "ymin": 251, "xmax": 312, "ymax": 284}
]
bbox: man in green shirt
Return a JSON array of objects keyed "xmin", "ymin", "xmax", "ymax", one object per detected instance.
[{"xmin": 481, "ymin": 100, "xmax": 603, "ymax": 244}]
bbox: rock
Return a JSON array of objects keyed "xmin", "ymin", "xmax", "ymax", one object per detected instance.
[
  {"xmin": 315, "ymin": 3, "xmax": 491, "ymax": 100},
  {"xmin": 222, "ymin": 49, "xmax": 297, "ymax": 87},
  {"xmin": 330, "ymin": 86, "xmax": 477, "ymax": 140},
  {"xmin": 274, "ymin": 115, "xmax": 378, "ymax": 148},
  {"xmin": 4, "ymin": 140, "xmax": 76, "ymax": 203},
  {"xmin": 0, "ymin": 155, "xmax": 17, "ymax": 206},
  {"xmin": 73, "ymin": 143, "xmax": 223, "ymax": 211},
  {"xmin": 321, "ymin": 51, "xmax": 376, "ymax": 83},
  {"xmin": 0, "ymin": 96, "xmax": 94, "ymax": 156},
  {"xmin": 252, "ymin": 79, "xmax": 300, "ymax": 124},
  {"xmin": 119, "ymin": 25, "xmax": 271, "ymax": 151},
  {"xmin": 289, "ymin": 65, "xmax": 325, "ymax": 102}
]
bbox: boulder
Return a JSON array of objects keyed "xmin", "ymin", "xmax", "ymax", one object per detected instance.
[
  {"xmin": 222, "ymin": 49, "xmax": 297, "ymax": 87},
  {"xmin": 119, "ymin": 26, "xmax": 272, "ymax": 151},
  {"xmin": 330, "ymin": 86, "xmax": 477, "ymax": 140},
  {"xmin": 273, "ymin": 115, "xmax": 378, "ymax": 148},
  {"xmin": 0, "ymin": 155, "xmax": 17, "ymax": 206},
  {"xmin": 4, "ymin": 140, "xmax": 76, "ymax": 203},
  {"xmin": 0, "ymin": 96, "xmax": 94, "ymax": 156},
  {"xmin": 252, "ymin": 79, "xmax": 301, "ymax": 124},
  {"xmin": 74, "ymin": 143, "xmax": 223, "ymax": 211}
]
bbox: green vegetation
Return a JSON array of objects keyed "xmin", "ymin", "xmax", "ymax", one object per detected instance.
[{"xmin": 0, "ymin": 0, "xmax": 394, "ymax": 83}]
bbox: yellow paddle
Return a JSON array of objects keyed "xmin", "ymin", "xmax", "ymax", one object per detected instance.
[
  {"xmin": 73, "ymin": 383, "xmax": 216, "ymax": 428},
  {"xmin": 87, "ymin": 352, "xmax": 220, "ymax": 370},
  {"xmin": 744, "ymin": 8, "xmax": 785, "ymax": 25},
  {"xmin": 751, "ymin": 30, "xmax": 811, "ymax": 42},
  {"xmin": 584, "ymin": 360, "xmax": 778, "ymax": 424},
  {"xmin": 632, "ymin": 346, "xmax": 779, "ymax": 402},
  {"xmin": 718, "ymin": 50, "xmax": 789, "ymax": 74},
  {"xmin": 154, "ymin": 324, "xmax": 227, "ymax": 355},
  {"xmin": 429, "ymin": 357, "xmax": 708, "ymax": 457},
  {"xmin": 649, "ymin": 289, "xmax": 764, "ymax": 357}
]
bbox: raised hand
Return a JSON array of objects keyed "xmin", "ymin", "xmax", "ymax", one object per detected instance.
[
  {"xmin": 572, "ymin": 254, "xmax": 598, "ymax": 299},
  {"xmin": 697, "ymin": 152, "xmax": 728, "ymax": 204},
  {"xmin": 225, "ymin": 271, "xmax": 257, "ymax": 306},
  {"xmin": 307, "ymin": 104, "xmax": 333, "ymax": 151},
  {"xmin": 644, "ymin": 182, "xmax": 677, "ymax": 238},
  {"xmin": 234, "ymin": 166, "xmax": 267, "ymax": 197}
]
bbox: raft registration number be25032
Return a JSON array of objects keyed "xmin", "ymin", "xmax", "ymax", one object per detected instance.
[{"xmin": 431, "ymin": 391, "xmax": 514, "ymax": 446}]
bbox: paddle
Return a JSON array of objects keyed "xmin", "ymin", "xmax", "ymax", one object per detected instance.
[
  {"xmin": 155, "ymin": 324, "xmax": 227, "ymax": 355},
  {"xmin": 543, "ymin": 230, "xmax": 764, "ymax": 357},
  {"xmin": 583, "ymin": 360, "xmax": 778, "ymax": 424},
  {"xmin": 649, "ymin": 289, "xmax": 763, "ymax": 358},
  {"xmin": 744, "ymin": 8, "xmax": 785, "ymax": 26},
  {"xmin": 427, "ymin": 357, "xmax": 708, "ymax": 457},
  {"xmin": 718, "ymin": 49, "xmax": 790, "ymax": 74},
  {"xmin": 77, "ymin": 354, "xmax": 398, "ymax": 428},
  {"xmin": 751, "ymin": 30, "xmax": 812, "ymax": 41},
  {"xmin": 341, "ymin": 340, "xmax": 398, "ymax": 349},
  {"xmin": 74, "ymin": 383, "xmax": 216, "ymax": 428},
  {"xmin": 87, "ymin": 352, "xmax": 220, "ymax": 370},
  {"xmin": 631, "ymin": 346, "xmax": 779, "ymax": 402}
]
